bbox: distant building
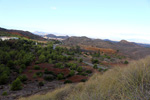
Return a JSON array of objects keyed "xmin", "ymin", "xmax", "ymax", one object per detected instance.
[{"xmin": 0, "ymin": 36, "xmax": 19, "ymax": 41}]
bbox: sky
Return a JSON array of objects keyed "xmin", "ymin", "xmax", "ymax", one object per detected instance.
[{"xmin": 0, "ymin": 0, "xmax": 150, "ymax": 43}]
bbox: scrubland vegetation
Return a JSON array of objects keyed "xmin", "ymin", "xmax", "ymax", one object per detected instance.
[{"xmin": 20, "ymin": 56, "xmax": 150, "ymax": 100}]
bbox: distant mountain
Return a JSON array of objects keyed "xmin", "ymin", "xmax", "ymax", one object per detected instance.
[
  {"xmin": 0, "ymin": 27, "xmax": 45, "ymax": 40},
  {"xmin": 63, "ymin": 36, "xmax": 150, "ymax": 59},
  {"xmin": 33, "ymin": 31, "xmax": 69, "ymax": 40}
]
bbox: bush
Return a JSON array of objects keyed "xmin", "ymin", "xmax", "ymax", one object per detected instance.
[
  {"xmin": 79, "ymin": 58, "xmax": 83, "ymax": 63},
  {"xmin": 2, "ymin": 91, "xmax": 8, "ymax": 96},
  {"xmin": 93, "ymin": 64, "xmax": 98, "ymax": 69},
  {"xmin": 98, "ymin": 68, "xmax": 103, "ymax": 72},
  {"xmin": 55, "ymin": 63, "xmax": 63, "ymax": 68},
  {"xmin": 86, "ymin": 70, "xmax": 92, "ymax": 74},
  {"xmin": 78, "ymin": 72, "xmax": 87, "ymax": 76},
  {"xmin": 80, "ymin": 79, "xmax": 87, "ymax": 82},
  {"xmin": 33, "ymin": 73, "xmax": 37, "ymax": 78},
  {"xmin": 91, "ymin": 59, "xmax": 99, "ymax": 64},
  {"xmin": 44, "ymin": 76, "xmax": 54, "ymax": 81},
  {"xmin": 124, "ymin": 60, "xmax": 129, "ymax": 64},
  {"xmin": 10, "ymin": 78, "xmax": 22, "ymax": 91},
  {"xmin": 0, "ymin": 73, "xmax": 9, "ymax": 85},
  {"xmin": 38, "ymin": 81, "xmax": 44, "ymax": 86},
  {"xmin": 36, "ymin": 72, "xmax": 43, "ymax": 77},
  {"xmin": 68, "ymin": 70, "xmax": 75, "ymax": 77},
  {"xmin": 57, "ymin": 73, "xmax": 64, "ymax": 80},
  {"xmin": 20, "ymin": 64, "xmax": 26, "ymax": 69},
  {"xmin": 77, "ymin": 66, "xmax": 83, "ymax": 72},
  {"xmin": 34, "ymin": 65, "xmax": 40, "ymax": 70},
  {"xmin": 44, "ymin": 69, "xmax": 55, "ymax": 75},
  {"xmin": 18, "ymin": 75, "xmax": 28, "ymax": 82},
  {"xmin": 64, "ymin": 80, "xmax": 72, "ymax": 84}
]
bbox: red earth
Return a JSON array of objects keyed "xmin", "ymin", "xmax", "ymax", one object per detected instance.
[{"xmin": 23, "ymin": 63, "xmax": 89, "ymax": 83}]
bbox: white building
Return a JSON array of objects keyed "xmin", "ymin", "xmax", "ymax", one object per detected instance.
[{"xmin": 0, "ymin": 36, "xmax": 19, "ymax": 41}]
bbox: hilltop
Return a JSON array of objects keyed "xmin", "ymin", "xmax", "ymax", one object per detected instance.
[{"xmin": 0, "ymin": 27, "xmax": 45, "ymax": 40}]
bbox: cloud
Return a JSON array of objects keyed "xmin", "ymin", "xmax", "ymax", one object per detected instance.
[{"xmin": 51, "ymin": 7, "xmax": 57, "ymax": 10}]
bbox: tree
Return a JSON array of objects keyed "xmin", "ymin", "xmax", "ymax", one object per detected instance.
[
  {"xmin": 10, "ymin": 78, "xmax": 22, "ymax": 91},
  {"xmin": 93, "ymin": 64, "xmax": 98, "ymax": 69},
  {"xmin": 39, "ymin": 54, "xmax": 46, "ymax": 63}
]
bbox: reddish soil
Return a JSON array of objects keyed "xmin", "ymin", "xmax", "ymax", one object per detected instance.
[
  {"xmin": 68, "ymin": 75, "xmax": 88, "ymax": 83},
  {"xmin": 23, "ymin": 63, "xmax": 70, "ymax": 82},
  {"xmin": 80, "ymin": 45, "xmax": 117, "ymax": 54}
]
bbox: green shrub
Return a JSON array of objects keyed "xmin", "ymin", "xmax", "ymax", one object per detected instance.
[
  {"xmin": 78, "ymin": 72, "xmax": 87, "ymax": 76},
  {"xmin": 44, "ymin": 69, "xmax": 54, "ymax": 75},
  {"xmin": 57, "ymin": 73, "xmax": 64, "ymax": 80},
  {"xmin": 10, "ymin": 78, "xmax": 22, "ymax": 91},
  {"xmin": 44, "ymin": 76, "xmax": 54, "ymax": 81},
  {"xmin": 64, "ymin": 80, "xmax": 72, "ymax": 84},
  {"xmin": 34, "ymin": 65, "xmax": 40, "ymax": 70},
  {"xmin": 80, "ymin": 79, "xmax": 87, "ymax": 82},
  {"xmin": 91, "ymin": 59, "xmax": 99, "ymax": 64},
  {"xmin": 86, "ymin": 70, "xmax": 92, "ymax": 74},
  {"xmin": 2, "ymin": 91, "xmax": 7, "ymax": 96},
  {"xmin": 70, "ymin": 65, "xmax": 77, "ymax": 70},
  {"xmin": 98, "ymin": 68, "xmax": 103, "ymax": 72},
  {"xmin": 18, "ymin": 75, "xmax": 28, "ymax": 82},
  {"xmin": 36, "ymin": 72, "xmax": 43, "ymax": 77},
  {"xmin": 68, "ymin": 70, "xmax": 75, "ymax": 77},
  {"xmin": 79, "ymin": 58, "xmax": 83, "ymax": 63},
  {"xmin": 33, "ymin": 73, "xmax": 37, "ymax": 78},
  {"xmin": 55, "ymin": 63, "xmax": 63, "ymax": 68},
  {"xmin": 93, "ymin": 64, "xmax": 98, "ymax": 69},
  {"xmin": 124, "ymin": 60, "xmax": 129, "ymax": 64},
  {"xmin": 77, "ymin": 66, "xmax": 83, "ymax": 72}
]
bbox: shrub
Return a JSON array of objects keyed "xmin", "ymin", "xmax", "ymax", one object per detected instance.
[
  {"xmin": 44, "ymin": 69, "xmax": 54, "ymax": 75},
  {"xmin": 80, "ymin": 79, "xmax": 87, "ymax": 82},
  {"xmin": 93, "ymin": 64, "xmax": 98, "ymax": 69},
  {"xmin": 86, "ymin": 70, "xmax": 92, "ymax": 74},
  {"xmin": 77, "ymin": 66, "xmax": 83, "ymax": 72},
  {"xmin": 10, "ymin": 78, "xmax": 22, "ymax": 91},
  {"xmin": 64, "ymin": 80, "xmax": 72, "ymax": 84},
  {"xmin": 91, "ymin": 59, "xmax": 99, "ymax": 64},
  {"xmin": 98, "ymin": 68, "xmax": 103, "ymax": 72},
  {"xmin": 36, "ymin": 72, "xmax": 43, "ymax": 77},
  {"xmin": 124, "ymin": 60, "xmax": 129, "ymax": 64},
  {"xmin": 38, "ymin": 81, "xmax": 44, "ymax": 86},
  {"xmin": 78, "ymin": 72, "xmax": 87, "ymax": 76},
  {"xmin": 55, "ymin": 63, "xmax": 63, "ymax": 68},
  {"xmin": 44, "ymin": 76, "xmax": 54, "ymax": 81},
  {"xmin": 2, "ymin": 91, "xmax": 7, "ymax": 96},
  {"xmin": 33, "ymin": 73, "xmax": 37, "ymax": 78},
  {"xmin": 34, "ymin": 65, "xmax": 40, "ymax": 70},
  {"xmin": 18, "ymin": 75, "xmax": 28, "ymax": 82},
  {"xmin": 79, "ymin": 58, "xmax": 83, "ymax": 63},
  {"xmin": 0, "ymin": 73, "xmax": 9, "ymax": 85},
  {"xmin": 68, "ymin": 70, "xmax": 75, "ymax": 77},
  {"xmin": 70, "ymin": 65, "xmax": 77, "ymax": 70},
  {"xmin": 57, "ymin": 73, "xmax": 64, "ymax": 80}
]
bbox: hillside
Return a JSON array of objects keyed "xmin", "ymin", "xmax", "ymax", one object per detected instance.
[
  {"xmin": 20, "ymin": 56, "xmax": 150, "ymax": 100},
  {"xmin": 0, "ymin": 27, "xmax": 45, "ymax": 40},
  {"xmin": 63, "ymin": 36, "xmax": 150, "ymax": 59}
]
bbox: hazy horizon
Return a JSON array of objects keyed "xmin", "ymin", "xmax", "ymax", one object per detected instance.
[{"xmin": 0, "ymin": 0, "xmax": 150, "ymax": 43}]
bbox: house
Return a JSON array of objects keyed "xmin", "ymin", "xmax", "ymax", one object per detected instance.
[{"xmin": 0, "ymin": 36, "xmax": 19, "ymax": 41}]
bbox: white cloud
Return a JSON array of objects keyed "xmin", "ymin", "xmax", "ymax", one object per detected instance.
[{"xmin": 51, "ymin": 7, "xmax": 57, "ymax": 10}]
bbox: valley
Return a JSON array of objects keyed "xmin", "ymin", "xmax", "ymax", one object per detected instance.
[{"xmin": 0, "ymin": 27, "xmax": 150, "ymax": 100}]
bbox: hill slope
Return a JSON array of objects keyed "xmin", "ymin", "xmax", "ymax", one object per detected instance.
[
  {"xmin": 63, "ymin": 36, "xmax": 150, "ymax": 59},
  {"xmin": 20, "ymin": 56, "xmax": 150, "ymax": 100},
  {"xmin": 0, "ymin": 27, "xmax": 45, "ymax": 40}
]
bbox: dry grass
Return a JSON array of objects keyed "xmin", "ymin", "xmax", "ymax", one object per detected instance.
[{"xmin": 19, "ymin": 56, "xmax": 150, "ymax": 100}]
